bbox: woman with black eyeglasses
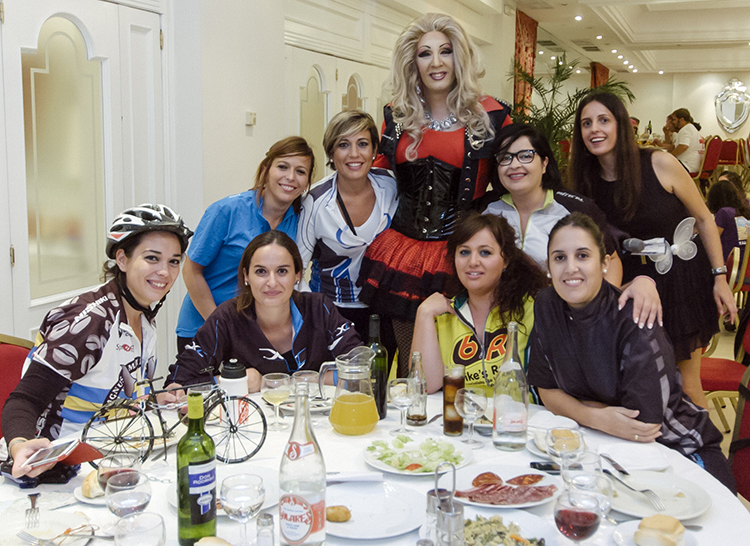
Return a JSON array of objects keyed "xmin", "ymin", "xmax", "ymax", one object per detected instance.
[{"xmin": 481, "ymin": 124, "xmax": 662, "ymax": 328}]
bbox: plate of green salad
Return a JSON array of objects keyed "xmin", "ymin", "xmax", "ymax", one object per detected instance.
[{"xmin": 364, "ymin": 435, "xmax": 471, "ymax": 475}]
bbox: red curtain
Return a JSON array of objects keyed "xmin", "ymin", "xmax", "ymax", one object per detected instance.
[
  {"xmin": 514, "ymin": 11, "xmax": 538, "ymax": 114},
  {"xmin": 590, "ymin": 62, "xmax": 609, "ymax": 88}
]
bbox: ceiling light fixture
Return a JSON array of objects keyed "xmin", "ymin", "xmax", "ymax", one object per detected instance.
[
  {"xmin": 576, "ymin": 69, "xmax": 581, "ymax": 74},
  {"xmin": 633, "ymin": 69, "xmax": 638, "ymax": 73},
  {"xmin": 629, "ymin": 65, "xmax": 633, "ymax": 69},
  {"xmin": 551, "ymin": 56, "xmax": 556, "ymax": 60},
  {"xmin": 596, "ymin": 35, "xmax": 602, "ymax": 40},
  {"xmin": 611, "ymin": 49, "xmax": 617, "ymax": 53},
  {"xmin": 659, "ymin": 70, "xmax": 664, "ymax": 74},
  {"xmin": 623, "ymin": 60, "xmax": 629, "ymax": 64},
  {"xmin": 618, "ymin": 55, "xmax": 623, "ymax": 59},
  {"xmin": 539, "ymin": 51, "xmax": 544, "ymax": 55}
]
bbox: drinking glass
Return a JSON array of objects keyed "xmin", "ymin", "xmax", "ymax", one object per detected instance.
[
  {"xmin": 553, "ymin": 490, "xmax": 601, "ymax": 543},
  {"xmin": 114, "ymin": 512, "xmax": 165, "ymax": 546},
  {"xmin": 105, "ymin": 470, "xmax": 152, "ymax": 518},
  {"xmin": 453, "ymin": 388, "xmax": 487, "ymax": 448},
  {"xmin": 220, "ymin": 474, "xmax": 266, "ymax": 546},
  {"xmin": 388, "ymin": 378, "xmax": 417, "ymax": 436},
  {"xmin": 546, "ymin": 428, "xmax": 584, "ymax": 463},
  {"xmin": 561, "ymin": 451, "xmax": 603, "ymax": 485},
  {"xmin": 260, "ymin": 373, "xmax": 292, "ymax": 430},
  {"xmin": 568, "ymin": 472, "xmax": 614, "ymax": 518},
  {"xmin": 293, "ymin": 370, "xmax": 321, "ymax": 426},
  {"xmin": 97, "ymin": 453, "xmax": 141, "ymax": 492}
]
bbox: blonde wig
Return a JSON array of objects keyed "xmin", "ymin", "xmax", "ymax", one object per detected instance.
[{"xmin": 390, "ymin": 13, "xmax": 492, "ymax": 160}]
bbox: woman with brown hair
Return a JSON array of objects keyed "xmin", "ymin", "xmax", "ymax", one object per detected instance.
[
  {"xmin": 176, "ymin": 137, "xmax": 316, "ymax": 353},
  {"xmin": 568, "ymin": 92, "xmax": 735, "ymax": 408},
  {"xmin": 167, "ymin": 231, "xmax": 361, "ymax": 393},
  {"xmin": 359, "ymin": 13, "xmax": 513, "ymax": 375},
  {"xmin": 411, "ymin": 212, "xmax": 547, "ymax": 394}
]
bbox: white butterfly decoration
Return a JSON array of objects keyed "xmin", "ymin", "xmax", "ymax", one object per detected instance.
[{"xmin": 649, "ymin": 217, "xmax": 698, "ymax": 274}]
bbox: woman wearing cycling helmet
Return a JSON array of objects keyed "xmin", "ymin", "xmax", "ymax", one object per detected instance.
[{"xmin": 3, "ymin": 204, "xmax": 192, "ymax": 478}]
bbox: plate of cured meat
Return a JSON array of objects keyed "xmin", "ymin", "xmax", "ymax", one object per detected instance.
[{"xmin": 453, "ymin": 462, "xmax": 562, "ymax": 509}]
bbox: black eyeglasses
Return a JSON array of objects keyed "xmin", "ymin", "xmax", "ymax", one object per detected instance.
[{"xmin": 497, "ymin": 149, "xmax": 537, "ymax": 166}]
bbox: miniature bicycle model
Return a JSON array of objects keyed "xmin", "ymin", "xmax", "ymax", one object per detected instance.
[{"xmin": 81, "ymin": 379, "xmax": 267, "ymax": 465}]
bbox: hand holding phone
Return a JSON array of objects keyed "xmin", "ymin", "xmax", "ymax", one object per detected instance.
[{"xmin": 24, "ymin": 439, "xmax": 80, "ymax": 468}]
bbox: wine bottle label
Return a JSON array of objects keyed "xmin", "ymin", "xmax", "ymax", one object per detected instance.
[
  {"xmin": 187, "ymin": 460, "xmax": 216, "ymax": 524},
  {"xmin": 285, "ymin": 441, "xmax": 315, "ymax": 461},
  {"xmin": 279, "ymin": 494, "xmax": 324, "ymax": 544}
]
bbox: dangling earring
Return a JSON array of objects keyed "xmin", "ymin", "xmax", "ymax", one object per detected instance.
[
  {"xmin": 546, "ymin": 272, "xmax": 551, "ymax": 279},
  {"xmin": 244, "ymin": 280, "xmax": 248, "ymax": 286},
  {"xmin": 416, "ymin": 83, "xmax": 426, "ymax": 106},
  {"xmin": 603, "ymin": 269, "xmax": 608, "ymax": 274}
]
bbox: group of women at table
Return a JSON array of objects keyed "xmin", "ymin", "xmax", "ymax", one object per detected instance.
[{"xmin": 3, "ymin": 13, "xmax": 737, "ymax": 493}]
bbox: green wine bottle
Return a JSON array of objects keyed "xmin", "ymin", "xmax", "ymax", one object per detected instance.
[
  {"xmin": 177, "ymin": 392, "xmax": 217, "ymax": 545},
  {"xmin": 368, "ymin": 314, "xmax": 388, "ymax": 420}
]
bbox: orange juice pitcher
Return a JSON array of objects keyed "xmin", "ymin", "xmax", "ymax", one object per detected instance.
[{"xmin": 320, "ymin": 347, "xmax": 379, "ymax": 435}]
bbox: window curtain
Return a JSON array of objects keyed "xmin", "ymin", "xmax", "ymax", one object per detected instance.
[
  {"xmin": 590, "ymin": 62, "xmax": 609, "ymax": 88},
  {"xmin": 514, "ymin": 10, "xmax": 538, "ymax": 115}
]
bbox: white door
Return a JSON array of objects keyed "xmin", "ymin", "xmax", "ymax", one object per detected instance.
[{"xmin": 0, "ymin": 0, "xmax": 164, "ymax": 340}]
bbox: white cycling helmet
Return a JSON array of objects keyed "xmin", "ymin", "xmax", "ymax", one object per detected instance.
[{"xmin": 106, "ymin": 204, "xmax": 193, "ymax": 258}]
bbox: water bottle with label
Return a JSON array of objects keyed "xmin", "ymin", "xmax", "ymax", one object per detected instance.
[
  {"xmin": 492, "ymin": 321, "xmax": 528, "ymax": 451},
  {"xmin": 279, "ymin": 382, "xmax": 326, "ymax": 545}
]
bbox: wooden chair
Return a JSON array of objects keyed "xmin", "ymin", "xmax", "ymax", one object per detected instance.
[
  {"xmin": 729, "ymin": 365, "xmax": 750, "ymax": 499},
  {"xmin": 0, "ymin": 333, "xmax": 34, "ymax": 439},
  {"xmin": 694, "ymin": 135, "xmax": 722, "ymax": 195}
]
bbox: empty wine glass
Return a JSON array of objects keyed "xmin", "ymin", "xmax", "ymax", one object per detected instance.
[
  {"xmin": 114, "ymin": 512, "xmax": 165, "ymax": 546},
  {"xmin": 220, "ymin": 474, "xmax": 266, "ymax": 546},
  {"xmin": 105, "ymin": 470, "xmax": 152, "ymax": 519},
  {"xmin": 97, "ymin": 453, "xmax": 141, "ymax": 492},
  {"xmin": 453, "ymin": 388, "xmax": 487, "ymax": 448},
  {"xmin": 261, "ymin": 373, "xmax": 292, "ymax": 431},
  {"xmin": 546, "ymin": 427, "xmax": 585, "ymax": 463},
  {"xmin": 561, "ymin": 451, "xmax": 603, "ymax": 485},
  {"xmin": 568, "ymin": 472, "xmax": 614, "ymax": 519},
  {"xmin": 388, "ymin": 378, "xmax": 417, "ymax": 436},
  {"xmin": 554, "ymin": 489, "xmax": 601, "ymax": 543}
]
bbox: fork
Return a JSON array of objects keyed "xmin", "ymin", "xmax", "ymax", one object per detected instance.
[
  {"xmin": 17, "ymin": 530, "xmax": 55, "ymax": 546},
  {"xmin": 603, "ymin": 468, "xmax": 666, "ymax": 511},
  {"xmin": 25, "ymin": 493, "xmax": 40, "ymax": 529}
]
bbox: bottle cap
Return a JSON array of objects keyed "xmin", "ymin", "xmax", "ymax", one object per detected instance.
[
  {"xmin": 186, "ymin": 391, "xmax": 204, "ymax": 419},
  {"xmin": 220, "ymin": 358, "xmax": 246, "ymax": 379}
]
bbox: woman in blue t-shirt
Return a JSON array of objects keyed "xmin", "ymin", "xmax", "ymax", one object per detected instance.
[{"xmin": 176, "ymin": 137, "xmax": 315, "ymax": 352}]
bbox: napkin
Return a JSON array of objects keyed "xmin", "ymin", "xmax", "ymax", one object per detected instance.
[
  {"xmin": 528, "ymin": 410, "xmax": 579, "ymax": 431},
  {"xmin": 598, "ymin": 442, "xmax": 671, "ymax": 472},
  {"xmin": 326, "ymin": 471, "xmax": 384, "ymax": 484}
]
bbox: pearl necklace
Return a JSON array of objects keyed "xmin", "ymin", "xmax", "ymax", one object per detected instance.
[{"xmin": 424, "ymin": 110, "xmax": 458, "ymax": 131}]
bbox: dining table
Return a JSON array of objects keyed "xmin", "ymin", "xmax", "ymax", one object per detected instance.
[{"xmin": 1, "ymin": 391, "xmax": 748, "ymax": 546}]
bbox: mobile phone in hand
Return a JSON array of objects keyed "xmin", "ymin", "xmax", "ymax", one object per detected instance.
[{"xmin": 24, "ymin": 439, "xmax": 80, "ymax": 468}]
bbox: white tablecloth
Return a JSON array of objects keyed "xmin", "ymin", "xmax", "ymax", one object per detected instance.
[{"xmin": 1, "ymin": 393, "xmax": 748, "ymax": 545}]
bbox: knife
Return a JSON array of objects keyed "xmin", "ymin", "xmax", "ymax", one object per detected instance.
[{"xmin": 601, "ymin": 453, "xmax": 630, "ymax": 476}]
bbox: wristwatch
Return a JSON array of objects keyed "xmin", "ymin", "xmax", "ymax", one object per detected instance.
[{"xmin": 711, "ymin": 266, "xmax": 728, "ymax": 276}]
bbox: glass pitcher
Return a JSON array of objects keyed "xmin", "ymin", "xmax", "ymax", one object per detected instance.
[{"xmin": 319, "ymin": 347, "xmax": 379, "ymax": 435}]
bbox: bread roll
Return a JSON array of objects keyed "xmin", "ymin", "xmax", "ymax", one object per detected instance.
[
  {"xmin": 326, "ymin": 505, "xmax": 351, "ymax": 522},
  {"xmin": 81, "ymin": 470, "xmax": 104, "ymax": 498},
  {"xmin": 196, "ymin": 538, "xmax": 233, "ymax": 545},
  {"xmin": 634, "ymin": 514, "xmax": 685, "ymax": 546}
]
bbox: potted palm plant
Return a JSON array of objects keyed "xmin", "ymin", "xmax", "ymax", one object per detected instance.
[{"xmin": 512, "ymin": 54, "xmax": 635, "ymax": 174}]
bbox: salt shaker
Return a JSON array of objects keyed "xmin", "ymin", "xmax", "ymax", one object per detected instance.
[
  {"xmin": 425, "ymin": 488, "xmax": 450, "ymax": 543},
  {"xmin": 434, "ymin": 462, "xmax": 464, "ymax": 546},
  {"xmin": 256, "ymin": 513, "xmax": 274, "ymax": 546}
]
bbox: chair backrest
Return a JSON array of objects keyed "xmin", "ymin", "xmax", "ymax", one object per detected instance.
[
  {"xmin": 0, "ymin": 333, "xmax": 34, "ymax": 439},
  {"xmin": 727, "ymin": 246, "xmax": 741, "ymax": 293},
  {"xmin": 718, "ymin": 139, "xmax": 740, "ymax": 166},
  {"xmin": 699, "ymin": 135, "xmax": 722, "ymax": 178},
  {"xmin": 743, "ymin": 138, "xmax": 750, "ymax": 168},
  {"xmin": 729, "ymin": 366, "xmax": 750, "ymax": 499}
]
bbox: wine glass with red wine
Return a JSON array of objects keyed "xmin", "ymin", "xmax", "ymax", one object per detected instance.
[
  {"xmin": 553, "ymin": 490, "xmax": 601, "ymax": 543},
  {"xmin": 97, "ymin": 453, "xmax": 142, "ymax": 491}
]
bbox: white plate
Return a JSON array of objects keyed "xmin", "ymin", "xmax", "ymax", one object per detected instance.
[
  {"xmin": 454, "ymin": 462, "xmax": 562, "ymax": 509},
  {"xmin": 526, "ymin": 438, "xmax": 551, "ymax": 460},
  {"xmin": 0, "ymin": 511, "xmax": 90, "ymax": 545},
  {"xmin": 611, "ymin": 520, "xmax": 697, "ymax": 546},
  {"xmin": 326, "ymin": 481, "xmax": 424, "ymax": 539},
  {"xmin": 610, "ymin": 470, "xmax": 711, "ymax": 520},
  {"xmin": 279, "ymin": 386, "xmax": 336, "ymax": 414},
  {"xmin": 167, "ymin": 465, "xmax": 280, "ymax": 515},
  {"xmin": 420, "ymin": 505, "xmax": 558, "ymax": 545},
  {"xmin": 73, "ymin": 486, "xmax": 107, "ymax": 506},
  {"xmin": 363, "ymin": 438, "xmax": 472, "ymax": 475}
]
